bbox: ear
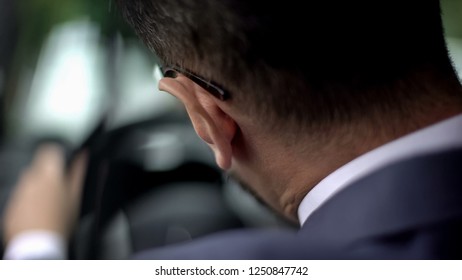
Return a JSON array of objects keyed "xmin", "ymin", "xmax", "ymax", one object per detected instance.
[{"xmin": 158, "ymin": 76, "xmax": 237, "ymax": 170}]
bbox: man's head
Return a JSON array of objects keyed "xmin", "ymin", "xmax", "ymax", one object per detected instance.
[{"xmin": 116, "ymin": 0, "xmax": 462, "ymax": 221}]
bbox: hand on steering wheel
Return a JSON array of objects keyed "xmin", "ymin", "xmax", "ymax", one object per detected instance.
[{"xmin": 2, "ymin": 144, "xmax": 87, "ymax": 258}]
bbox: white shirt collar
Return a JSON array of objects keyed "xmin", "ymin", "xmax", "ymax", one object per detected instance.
[{"xmin": 297, "ymin": 113, "xmax": 462, "ymax": 226}]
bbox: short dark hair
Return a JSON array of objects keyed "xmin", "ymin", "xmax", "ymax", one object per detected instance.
[{"xmin": 116, "ymin": 0, "xmax": 461, "ymax": 132}]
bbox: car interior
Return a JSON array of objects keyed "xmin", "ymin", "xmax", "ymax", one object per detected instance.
[{"xmin": 0, "ymin": 0, "xmax": 461, "ymax": 259}]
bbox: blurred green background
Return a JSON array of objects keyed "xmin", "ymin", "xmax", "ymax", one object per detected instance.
[{"xmin": 0, "ymin": 0, "xmax": 180, "ymax": 148}]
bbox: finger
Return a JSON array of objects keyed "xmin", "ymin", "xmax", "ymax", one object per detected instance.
[
  {"xmin": 10, "ymin": 143, "xmax": 65, "ymax": 199},
  {"xmin": 30, "ymin": 144, "xmax": 66, "ymax": 180}
]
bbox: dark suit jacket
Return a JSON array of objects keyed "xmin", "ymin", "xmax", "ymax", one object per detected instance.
[{"xmin": 133, "ymin": 148, "xmax": 462, "ymax": 259}]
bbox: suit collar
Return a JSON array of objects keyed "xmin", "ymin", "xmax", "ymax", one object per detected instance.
[
  {"xmin": 300, "ymin": 148, "xmax": 462, "ymax": 244},
  {"xmin": 299, "ymin": 113, "xmax": 462, "ymax": 226}
]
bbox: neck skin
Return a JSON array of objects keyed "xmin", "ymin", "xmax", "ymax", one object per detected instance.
[{"xmin": 226, "ymin": 88, "xmax": 462, "ymax": 224}]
